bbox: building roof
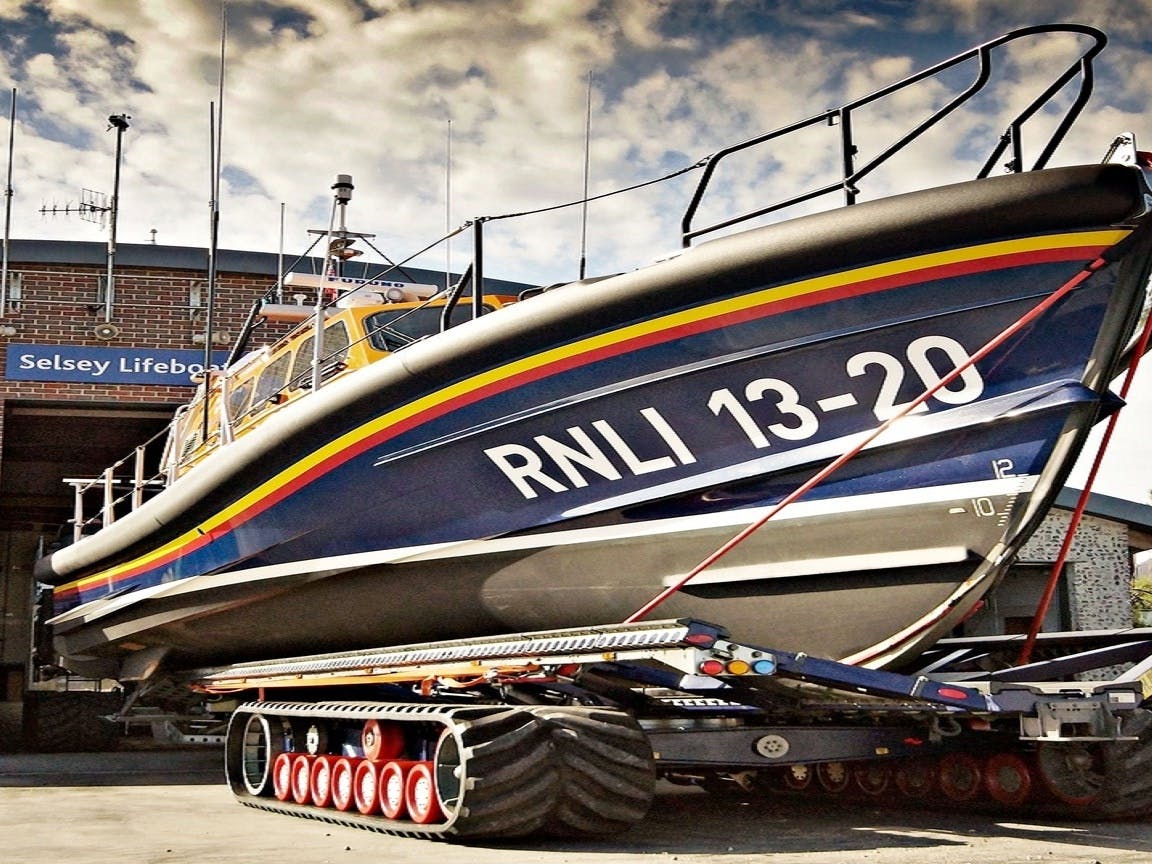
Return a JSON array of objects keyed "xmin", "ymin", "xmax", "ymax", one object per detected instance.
[
  {"xmin": 5, "ymin": 238, "xmax": 534, "ymax": 295},
  {"xmin": 1056, "ymin": 487, "xmax": 1152, "ymax": 549}
]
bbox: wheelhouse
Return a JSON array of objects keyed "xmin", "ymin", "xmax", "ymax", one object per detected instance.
[{"xmin": 164, "ymin": 277, "xmax": 517, "ymax": 478}]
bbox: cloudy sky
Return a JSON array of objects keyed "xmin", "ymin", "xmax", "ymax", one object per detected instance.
[{"xmin": 1, "ymin": 0, "xmax": 1151, "ymax": 503}]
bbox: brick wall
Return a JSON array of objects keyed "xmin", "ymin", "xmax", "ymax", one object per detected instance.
[{"xmin": 0, "ymin": 256, "xmax": 297, "ymax": 486}]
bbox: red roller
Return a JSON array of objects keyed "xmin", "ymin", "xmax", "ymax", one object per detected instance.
[
  {"xmin": 379, "ymin": 760, "xmax": 419, "ymax": 819},
  {"xmin": 354, "ymin": 760, "xmax": 383, "ymax": 815},
  {"xmin": 271, "ymin": 752, "xmax": 294, "ymax": 802},
  {"xmin": 309, "ymin": 755, "xmax": 340, "ymax": 809},
  {"xmin": 290, "ymin": 753, "xmax": 314, "ymax": 805},
  {"xmin": 404, "ymin": 761, "xmax": 445, "ymax": 824},
  {"xmin": 330, "ymin": 757, "xmax": 359, "ymax": 812}
]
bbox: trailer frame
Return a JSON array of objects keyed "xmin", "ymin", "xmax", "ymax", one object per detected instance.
[{"xmin": 189, "ymin": 618, "xmax": 1152, "ymax": 839}]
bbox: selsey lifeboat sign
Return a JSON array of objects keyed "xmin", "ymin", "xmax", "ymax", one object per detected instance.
[{"xmin": 5, "ymin": 344, "xmax": 228, "ymax": 386}]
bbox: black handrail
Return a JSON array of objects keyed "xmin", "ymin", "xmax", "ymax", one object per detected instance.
[{"xmin": 680, "ymin": 24, "xmax": 1107, "ymax": 247}]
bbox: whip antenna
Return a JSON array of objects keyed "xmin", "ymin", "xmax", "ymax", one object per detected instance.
[
  {"xmin": 578, "ymin": 70, "xmax": 593, "ymax": 280},
  {"xmin": 202, "ymin": 2, "xmax": 227, "ymax": 439},
  {"xmin": 1, "ymin": 88, "xmax": 14, "ymax": 318}
]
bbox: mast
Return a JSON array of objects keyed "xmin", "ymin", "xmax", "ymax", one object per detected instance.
[
  {"xmin": 1, "ymin": 88, "xmax": 14, "ymax": 319},
  {"xmin": 445, "ymin": 118, "xmax": 452, "ymax": 297},
  {"xmin": 313, "ymin": 175, "xmax": 353, "ymax": 392},
  {"xmin": 104, "ymin": 113, "xmax": 130, "ymax": 323},
  {"xmin": 276, "ymin": 201, "xmax": 285, "ymax": 303},
  {"xmin": 201, "ymin": 2, "xmax": 227, "ymax": 442},
  {"xmin": 578, "ymin": 70, "xmax": 592, "ymax": 280},
  {"xmin": 203, "ymin": 100, "xmax": 220, "ymax": 373}
]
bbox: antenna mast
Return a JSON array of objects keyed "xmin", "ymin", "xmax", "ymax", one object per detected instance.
[
  {"xmin": 445, "ymin": 118, "xmax": 452, "ymax": 296},
  {"xmin": 203, "ymin": 1, "xmax": 227, "ymax": 375},
  {"xmin": 200, "ymin": 1, "xmax": 227, "ymax": 442},
  {"xmin": 1, "ymin": 88, "xmax": 15, "ymax": 319},
  {"xmin": 578, "ymin": 70, "xmax": 593, "ymax": 280},
  {"xmin": 104, "ymin": 113, "xmax": 130, "ymax": 323},
  {"xmin": 311, "ymin": 175, "xmax": 359, "ymax": 392}
]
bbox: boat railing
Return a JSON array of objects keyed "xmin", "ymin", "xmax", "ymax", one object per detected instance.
[
  {"xmin": 679, "ymin": 23, "xmax": 1106, "ymax": 246},
  {"xmin": 64, "ymin": 422, "xmax": 174, "ymax": 543},
  {"xmin": 360, "ymin": 24, "xmax": 1108, "ymax": 319}
]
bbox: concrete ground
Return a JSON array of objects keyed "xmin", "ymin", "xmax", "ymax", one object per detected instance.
[{"xmin": 1, "ymin": 747, "xmax": 1151, "ymax": 864}]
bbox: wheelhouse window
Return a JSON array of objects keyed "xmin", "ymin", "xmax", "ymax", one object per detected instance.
[
  {"xmin": 290, "ymin": 322, "xmax": 351, "ymax": 389},
  {"xmin": 365, "ymin": 305, "xmax": 494, "ymax": 352},
  {"xmin": 226, "ymin": 381, "xmax": 252, "ymax": 418},
  {"xmin": 250, "ymin": 353, "xmax": 293, "ymax": 409}
]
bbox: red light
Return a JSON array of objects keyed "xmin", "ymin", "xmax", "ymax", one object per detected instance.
[
  {"xmin": 699, "ymin": 659, "xmax": 725, "ymax": 676},
  {"xmin": 937, "ymin": 687, "xmax": 970, "ymax": 700},
  {"xmin": 684, "ymin": 632, "xmax": 717, "ymax": 647}
]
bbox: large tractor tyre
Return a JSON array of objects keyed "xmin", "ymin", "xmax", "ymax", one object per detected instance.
[
  {"xmin": 1039, "ymin": 708, "xmax": 1152, "ymax": 819},
  {"xmin": 1095, "ymin": 708, "xmax": 1152, "ymax": 818},
  {"xmin": 528, "ymin": 705, "xmax": 656, "ymax": 837},
  {"xmin": 439, "ymin": 707, "xmax": 560, "ymax": 838},
  {"xmin": 22, "ymin": 690, "xmax": 122, "ymax": 753}
]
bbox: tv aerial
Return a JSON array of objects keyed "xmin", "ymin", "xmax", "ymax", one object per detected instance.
[
  {"xmin": 40, "ymin": 114, "xmax": 131, "ymax": 232},
  {"xmin": 39, "ymin": 188, "xmax": 111, "ymax": 229}
]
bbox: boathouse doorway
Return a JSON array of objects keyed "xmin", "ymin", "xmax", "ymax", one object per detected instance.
[{"xmin": 0, "ymin": 400, "xmax": 175, "ymax": 711}]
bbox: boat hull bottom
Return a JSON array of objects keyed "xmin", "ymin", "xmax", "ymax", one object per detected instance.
[{"xmin": 52, "ymin": 489, "xmax": 1014, "ymax": 675}]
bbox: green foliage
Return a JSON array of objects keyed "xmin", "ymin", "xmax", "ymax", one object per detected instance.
[{"xmin": 1133, "ymin": 575, "xmax": 1152, "ymax": 616}]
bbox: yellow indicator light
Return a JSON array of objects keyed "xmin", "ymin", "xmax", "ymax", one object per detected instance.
[{"xmin": 726, "ymin": 659, "xmax": 751, "ymax": 675}]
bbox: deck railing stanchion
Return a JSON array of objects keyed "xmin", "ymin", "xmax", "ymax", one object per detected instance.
[
  {"xmin": 133, "ymin": 445, "xmax": 147, "ymax": 510},
  {"xmin": 102, "ymin": 467, "xmax": 116, "ymax": 528}
]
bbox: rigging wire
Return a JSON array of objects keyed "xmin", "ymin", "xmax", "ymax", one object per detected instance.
[
  {"xmin": 483, "ymin": 154, "xmax": 710, "ymax": 224},
  {"xmin": 1017, "ymin": 283, "xmax": 1152, "ymax": 666},
  {"xmin": 339, "ymin": 153, "xmax": 709, "ymax": 292}
]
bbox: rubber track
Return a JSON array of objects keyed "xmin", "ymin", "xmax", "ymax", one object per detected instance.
[
  {"xmin": 527, "ymin": 706, "xmax": 656, "ymax": 836},
  {"xmin": 442, "ymin": 705, "xmax": 558, "ymax": 837},
  {"xmin": 225, "ymin": 700, "xmax": 655, "ymax": 840}
]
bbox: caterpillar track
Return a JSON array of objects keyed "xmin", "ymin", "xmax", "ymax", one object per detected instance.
[{"xmin": 226, "ymin": 700, "xmax": 656, "ymax": 840}]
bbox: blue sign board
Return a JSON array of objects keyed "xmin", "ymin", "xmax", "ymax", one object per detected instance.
[{"xmin": 5, "ymin": 344, "xmax": 229, "ymax": 386}]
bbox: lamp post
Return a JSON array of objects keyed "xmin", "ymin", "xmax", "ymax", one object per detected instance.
[{"xmin": 104, "ymin": 113, "xmax": 130, "ymax": 322}]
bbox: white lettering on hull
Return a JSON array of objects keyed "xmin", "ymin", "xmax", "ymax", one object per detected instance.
[{"xmin": 484, "ymin": 406, "xmax": 696, "ymax": 499}]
